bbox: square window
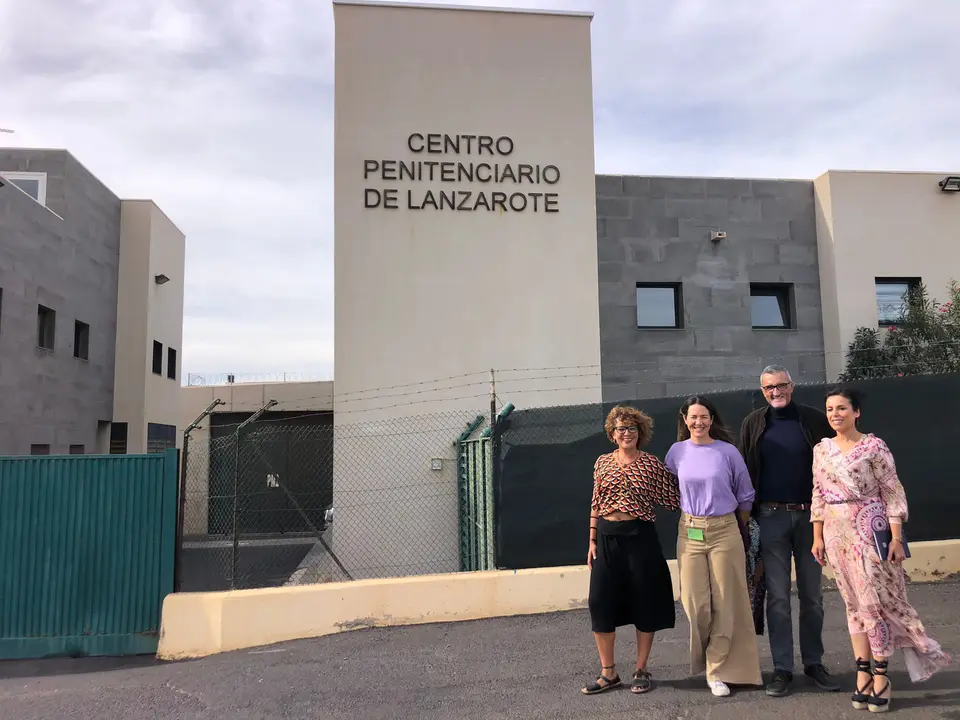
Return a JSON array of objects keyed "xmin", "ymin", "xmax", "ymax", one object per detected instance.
[
  {"xmin": 74, "ymin": 320, "xmax": 90, "ymax": 360},
  {"xmin": 1, "ymin": 171, "xmax": 47, "ymax": 205},
  {"xmin": 636, "ymin": 283, "xmax": 683, "ymax": 328},
  {"xmin": 152, "ymin": 340, "xmax": 163, "ymax": 374},
  {"xmin": 875, "ymin": 278, "xmax": 920, "ymax": 326},
  {"xmin": 167, "ymin": 347, "xmax": 177, "ymax": 380},
  {"xmin": 750, "ymin": 283, "xmax": 794, "ymax": 329},
  {"xmin": 37, "ymin": 305, "xmax": 56, "ymax": 350},
  {"xmin": 147, "ymin": 423, "xmax": 177, "ymax": 454}
]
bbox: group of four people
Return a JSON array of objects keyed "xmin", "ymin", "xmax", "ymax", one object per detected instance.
[{"xmin": 581, "ymin": 365, "xmax": 950, "ymax": 712}]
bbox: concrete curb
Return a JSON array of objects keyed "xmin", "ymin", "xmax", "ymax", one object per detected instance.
[{"xmin": 157, "ymin": 539, "xmax": 960, "ymax": 660}]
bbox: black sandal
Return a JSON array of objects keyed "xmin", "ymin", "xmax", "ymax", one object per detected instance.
[
  {"xmin": 852, "ymin": 657, "xmax": 873, "ymax": 710},
  {"xmin": 581, "ymin": 664, "xmax": 621, "ymax": 695},
  {"xmin": 631, "ymin": 668, "xmax": 652, "ymax": 694},
  {"xmin": 868, "ymin": 659, "xmax": 891, "ymax": 713}
]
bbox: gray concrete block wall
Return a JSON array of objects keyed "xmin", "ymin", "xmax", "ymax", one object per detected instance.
[
  {"xmin": 0, "ymin": 149, "xmax": 121, "ymax": 456},
  {"xmin": 597, "ymin": 174, "xmax": 826, "ymax": 403}
]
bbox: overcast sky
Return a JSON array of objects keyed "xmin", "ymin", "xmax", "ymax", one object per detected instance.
[{"xmin": 3, "ymin": 0, "xmax": 957, "ymax": 383}]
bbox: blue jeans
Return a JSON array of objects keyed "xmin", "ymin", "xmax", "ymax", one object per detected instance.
[{"xmin": 757, "ymin": 506, "xmax": 825, "ymax": 674}]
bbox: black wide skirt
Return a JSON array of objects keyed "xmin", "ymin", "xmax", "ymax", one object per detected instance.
[{"xmin": 588, "ymin": 518, "xmax": 676, "ymax": 634}]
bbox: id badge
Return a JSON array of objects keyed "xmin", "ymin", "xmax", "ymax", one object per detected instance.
[{"xmin": 687, "ymin": 527, "xmax": 705, "ymax": 542}]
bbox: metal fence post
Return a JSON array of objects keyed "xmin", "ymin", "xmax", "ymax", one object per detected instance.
[
  {"xmin": 488, "ymin": 369, "xmax": 499, "ymax": 571},
  {"xmin": 489, "ymin": 402, "xmax": 514, "ymax": 571},
  {"xmin": 177, "ymin": 398, "xmax": 224, "ymax": 593},
  {"xmin": 230, "ymin": 426, "xmax": 241, "ymax": 589},
  {"xmin": 173, "ymin": 435, "xmax": 189, "ymax": 592},
  {"xmin": 455, "ymin": 415, "xmax": 485, "ymax": 572}
]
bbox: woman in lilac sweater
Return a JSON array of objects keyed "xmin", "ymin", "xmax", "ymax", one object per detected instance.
[{"xmin": 665, "ymin": 396, "xmax": 762, "ymax": 698}]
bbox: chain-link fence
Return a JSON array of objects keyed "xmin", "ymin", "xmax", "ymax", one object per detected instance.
[
  {"xmin": 175, "ymin": 370, "xmax": 960, "ymax": 591},
  {"xmin": 176, "ymin": 407, "xmax": 495, "ymax": 591},
  {"xmin": 494, "ymin": 371, "xmax": 960, "ymax": 571}
]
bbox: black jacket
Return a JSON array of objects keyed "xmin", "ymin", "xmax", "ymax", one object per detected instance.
[{"xmin": 737, "ymin": 402, "xmax": 834, "ymax": 503}]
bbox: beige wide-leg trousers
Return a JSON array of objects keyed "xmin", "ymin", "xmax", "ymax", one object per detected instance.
[{"xmin": 677, "ymin": 512, "xmax": 762, "ymax": 686}]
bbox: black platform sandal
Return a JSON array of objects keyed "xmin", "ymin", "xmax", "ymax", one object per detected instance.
[
  {"xmin": 852, "ymin": 657, "xmax": 873, "ymax": 710},
  {"xmin": 868, "ymin": 659, "xmax": 891, "ymax": 713},
  {"xmin": 581, "ymin": 664, "xmax": 621, "ymax": 695}
]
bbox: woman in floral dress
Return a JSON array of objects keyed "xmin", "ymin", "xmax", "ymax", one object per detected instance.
[{"xmin": 811, "ymin": 387, "xmax": 950, "ymax": 713}]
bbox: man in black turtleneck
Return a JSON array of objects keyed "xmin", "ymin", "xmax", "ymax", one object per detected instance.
[{"xmin": 738, "ymin": 365, "xmax": 838, "ymax": 698}]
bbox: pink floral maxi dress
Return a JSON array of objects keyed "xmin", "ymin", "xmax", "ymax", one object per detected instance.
[{"xmin": 811, "ymin": 434, "xmax": 951, "ymax": 682}]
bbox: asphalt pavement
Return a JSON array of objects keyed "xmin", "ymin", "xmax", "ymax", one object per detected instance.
[{"xmin": 1, "ymin": 580, "xmax": 958, "ymax": 720}]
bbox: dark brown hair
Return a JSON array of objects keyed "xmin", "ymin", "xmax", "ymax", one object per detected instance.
[
  {"xmin": 825, "ymin": 386, "xmax": 862, "ymax": 411},
  {"xmin": 676, "ymin": 396, "xmax": 737, "ymax": 444},
  {"xmin": 604, "ymin": 405, "xmax": 654, "ymax": 448}
]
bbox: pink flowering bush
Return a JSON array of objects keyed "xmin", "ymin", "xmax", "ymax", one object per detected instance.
[{"xmin": 840, "ymin": 280, "xmax": 960, "ymax": 380}]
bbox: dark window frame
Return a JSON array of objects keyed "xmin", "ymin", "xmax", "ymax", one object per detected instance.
[
  {"xmin": 750, "ymin": 282, "xmax": 796, "ymax": 330},
  {"xmin": 37, "ymin": 304, "xmax": 56, "ymax": 350},
  {"xmin": 167, "ymin": 347, "xmax": 177, "ymax": 380},
  {"xmin": 875, "ymin": 277, "xmax": 921, "ymax": 327},
  {"xmin": 147, "ymin": 422, "xmax": 177, "ymax": 454},
  {"xmin": 74, "ymin": 319, "xmax": 90, "ymax": 360},
  {"xmin": 152, "ymin": 340, "xmax": 163, "ymax": 375},
  {"xmin": 635, "ymin": 282, "xmax": 684, "ymax": 329},
  {"xmin": 110, "ymin": 422, "xmax": 128, "ymax": 455}
]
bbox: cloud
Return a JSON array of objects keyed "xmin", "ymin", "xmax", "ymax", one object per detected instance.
[{"xmin": 2, "ymin": 0, "xmax": 957, "ymax": 381}]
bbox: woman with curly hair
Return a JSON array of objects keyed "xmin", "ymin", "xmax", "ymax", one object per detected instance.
[{"xmin": 582, "ymin": 405, "xmax": 681, "ymax": 697}]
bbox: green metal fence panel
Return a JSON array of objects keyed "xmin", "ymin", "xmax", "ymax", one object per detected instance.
[
  {"xmin": 457, "ymin": 437, "xmax": 493, "ymax": 572},
  {"xmin": 0, "ymin": 449, "xmax": 178, "ymax": 659}
]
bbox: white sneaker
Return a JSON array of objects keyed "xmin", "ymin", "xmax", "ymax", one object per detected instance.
[{"xmin": 708, "ymin": 680, "xmax": 730, "ymax": 697}]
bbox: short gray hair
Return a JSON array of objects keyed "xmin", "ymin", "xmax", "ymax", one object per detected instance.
[{"xmin": 760, "ymin": 364, "xmax": 793, "ymax": 382}]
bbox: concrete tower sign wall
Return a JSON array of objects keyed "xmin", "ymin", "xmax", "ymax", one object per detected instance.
[
  {"xmin": 332, "ymin": 1, "xmax": 602, "ymax": 578},
  {"xmin": 333, "ymin": 1, "xmax": 602, "ymax": 419}
]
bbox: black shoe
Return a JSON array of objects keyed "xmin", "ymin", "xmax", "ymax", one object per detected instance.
[
  {"xmin": 766, "ymin": 670, "xmax": 792, "ymax": 697},
  {"xmin": 805, "ymin": 663, "xmax": 841, "ymax": 692},
  {"xmin": 868, "ymin": 658, "xmax": 891, "ymax": 712},
  {"xmin": 631, "ymin": 668, "xmax": 653, "ymax": 694},
  {"xmin": 852, "ymin": 657, "xmax": 873, "ymax": 710}
]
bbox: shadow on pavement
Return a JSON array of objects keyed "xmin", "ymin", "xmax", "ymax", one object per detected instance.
[{"xmin": 0, "ymin": 654, "xmax": 165, "ymax": 680}]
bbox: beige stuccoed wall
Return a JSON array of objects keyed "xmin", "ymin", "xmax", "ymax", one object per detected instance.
[
  {"xmin": 332, "ymin": 0, "xmax": 602, "ymax": 419},
  {"xmin": 157, "ymin": 539, "xmax": 960, "ymax": 660},
  {"xmin": 114, "ymin": 200, "xmax": 185, "ymax": 453},
  {"xmin": 113, "ymin": 202, "xmax": 151, "ymax": 452},
  {"xmin": 144, "ymin": 203, "xmax": 186, "ymax": 444},
  {"xmin": 814, "ymin": 171, "xmax": 960, "ymax": 381},
  {"xmin": 180, "ymin": 381, "xmax": 334, "ymax": 430},
  {"xmin": 331, "ymin": 0, "xmax": 602, "ymax": 581},
  {"xmin": 179, "ymin": 381, "xmax": 333, "ymax": 535}
]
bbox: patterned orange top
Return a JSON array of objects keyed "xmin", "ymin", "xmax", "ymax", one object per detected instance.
[{"xmin": 591, "ymin": 450, "xmax": 681, "ymax": 520}]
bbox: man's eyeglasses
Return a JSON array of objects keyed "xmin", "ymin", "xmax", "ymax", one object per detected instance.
[{"xmin": 762, "ymin": 382, "xmax": 792, "ymax": 393}]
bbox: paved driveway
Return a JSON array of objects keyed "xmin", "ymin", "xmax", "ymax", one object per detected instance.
[{"xmin": 2, "ymin": 581, "xmax": 958, "ymax": 719}]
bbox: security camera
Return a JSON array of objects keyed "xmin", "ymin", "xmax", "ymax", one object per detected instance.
[{"xmin": 710, "ymin": 230, "xmax": 727, "ymax": 242}]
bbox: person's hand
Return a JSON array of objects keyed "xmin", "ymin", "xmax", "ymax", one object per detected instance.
[
  {"xmin": 812, "ymin": 537, "xmax": 826, "ymax": 566},
  {"xmin": 587, "ymin": 541, "xmax": 597, "ymax": 568},
  {"xmin": 887, "ymin": 538, "xmax": 906, "ymax": 563}
]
